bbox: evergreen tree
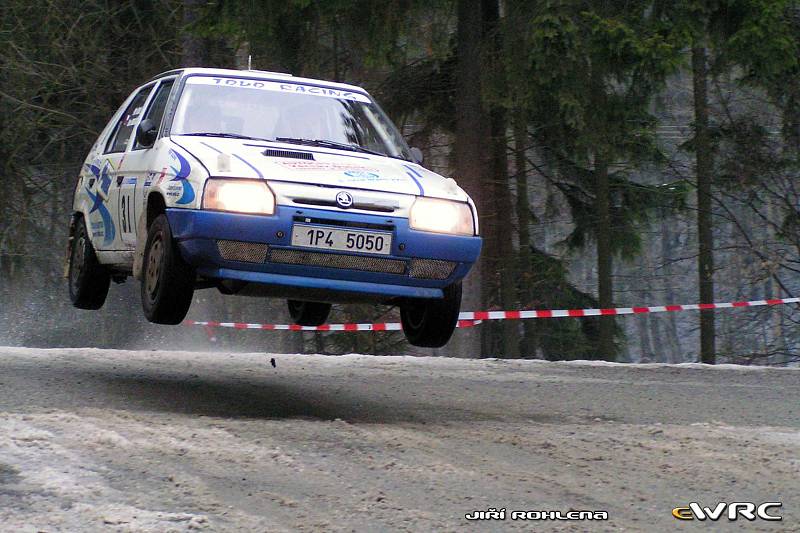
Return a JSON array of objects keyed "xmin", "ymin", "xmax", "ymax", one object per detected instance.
[
  {"xmin": 505, "ymin": 0, "xmax": 680, "ymax": 360},
  {"xmin": 658, "ymin": 0, "xmax": 799, "ymax": 363}
]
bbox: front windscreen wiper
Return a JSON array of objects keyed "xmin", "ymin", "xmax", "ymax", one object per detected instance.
[
  {"xmin": 275, "ymin": 137, "xmax": 389, "ymax": 158},
  {"xmin": 181, "ymin": 132, "xmax": 274, "ymax": 142}
]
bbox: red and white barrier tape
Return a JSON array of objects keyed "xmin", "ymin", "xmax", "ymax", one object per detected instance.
[
  {"xmin": 185, "ymin": 319, "xmax": 482, "ymax": 331},
  {"xmin": 456, "ymin": 297, "xmax": 800, "ymax": 320},
  {"xmin": 184, "ymin": 297, "xmax": 800, "ymax": 332}
]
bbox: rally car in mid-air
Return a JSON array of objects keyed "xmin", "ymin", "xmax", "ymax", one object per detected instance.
[{"xmin": 67, "ymin": 68, "xmax": 481, "ymax": 347}]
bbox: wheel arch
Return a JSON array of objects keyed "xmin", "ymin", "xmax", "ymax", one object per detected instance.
[
  {"xmin": 146, "ymin": 191, "xmax": 167, "ymax": 229},
  {"xmin": 133, "ymin": 191, "xmax": 168, "ymax": 280},
  {"xmin": 66, "ymin": 210, "xmax": 111, "ymax": 310},
  {"xmin": 64, "ymin": 211, "xmax": 84, "ymax": 278},
  {"xmin": 65, "ymin": 208, "xmax": 101, "ymax": 274},
  {"xmin": 68, "ymin": 210, "xmax": 83, "ymax": 237}
]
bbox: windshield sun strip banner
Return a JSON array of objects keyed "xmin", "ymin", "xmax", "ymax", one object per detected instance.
[{"xmin": 185, "ymin": 76, "xmax": 372, "ymax": 103}]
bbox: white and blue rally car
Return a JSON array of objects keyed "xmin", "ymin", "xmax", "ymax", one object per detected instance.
[{"xmin": 67, "ymin": 68, "xmax": 481, "ymax": 347}]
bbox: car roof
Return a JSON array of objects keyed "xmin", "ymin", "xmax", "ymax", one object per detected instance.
[{"xmin": 149, "ymin": 67, "xmax": 370, "ymax": 95}]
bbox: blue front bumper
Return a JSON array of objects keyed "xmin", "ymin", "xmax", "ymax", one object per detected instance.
[{"xmin": 166, "ymin": 206, "xmax": 481, "ymax": 302}]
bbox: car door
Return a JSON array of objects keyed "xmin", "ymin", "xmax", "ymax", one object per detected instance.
[
  {"xmin": 118, "ymin": 77, "xmax": 177, "ymax": 248},
  {"xmin": 97, "ymin": 83, "xmax": 155, "ymax": 250}
]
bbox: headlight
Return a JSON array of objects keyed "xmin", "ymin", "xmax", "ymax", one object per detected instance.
[
  {"xmin": 409, "ymin": 197, "xmax": 474, "ymax": 236},
  {"xmin": 202, "ymin": 178, "xmax": 275, "ymax": 215}
]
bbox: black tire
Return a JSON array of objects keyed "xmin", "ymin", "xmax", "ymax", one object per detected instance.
[
  {"xmin": 141, "ymin": 214, "xmax": 195, "ymax": 325},
  {"xmin": 401, "ymin": 282, "xmax": 462, "ymax": 348},
  {"xmin": 68, "ymin": 216, "xmax": 111, "ymax": 310},
  {"xmin": 288, "ymin": 300, "xmax": 332, "ymax": 326}
]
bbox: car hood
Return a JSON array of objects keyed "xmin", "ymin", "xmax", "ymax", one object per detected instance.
[{"xmin": 172, "ymin": 136, "xmax": 468, "ymax": 201}]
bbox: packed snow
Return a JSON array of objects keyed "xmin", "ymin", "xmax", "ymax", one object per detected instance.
[{"xmin": 0, "ymin": 347, "xmax": 797, "ymax": 531}]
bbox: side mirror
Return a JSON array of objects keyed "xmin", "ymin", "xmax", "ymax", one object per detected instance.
[
  {"xmin": 410, "ymin": 146, "xmax": 424, "ymax": 165},
  {"xmin": 136, "ymin": 118, "xmax": 158, "ymax": 147}
]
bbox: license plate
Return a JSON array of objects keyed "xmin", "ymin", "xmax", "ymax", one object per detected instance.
[{"xmin": 291, "ymin": 224, "xmax": 393, "ymax": 255}]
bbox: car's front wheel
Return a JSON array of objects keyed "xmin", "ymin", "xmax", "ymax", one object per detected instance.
[
  {"xmin": 68, "ymin": 216, "xmax": 111, "ymax": 310},
  {"xmin": 141, "ymin": 214, "xmax": 195, "ymax": 325},
  {"xmin": 288, "ymin": 300, "xmax": 332, "ymax": 326},
  {"xmin": 400, "ymin": 282, "xmax": 462, "ymax": 348}
]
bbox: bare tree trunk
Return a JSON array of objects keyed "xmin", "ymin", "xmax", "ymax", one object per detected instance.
[
  {"xmin": 634, "ymin": 254, "xmax": 654, "ymax": 362},
  {"xmin": 454, "ymin": 0, "xmax": 489, "ymax": 357},
  {"xmin": 234, "ymin": 41, "xmax": 250, "ymax": 70},
  {"xmin": 692, "ymin": 44, "xmax": 716, "ymax": 364},
  {"xmin": 636, "ymin": 316, "xmax": 654, "ymax": 362},
  {"xmin": 648, "ymin": 313, "xmax": 664, "ymax": 362},
  {"xmin": 489, "ymin": 108, "xmax": 520, "ymax": 358},
  {"xmin": 182, "ymin": 0, "xmax": 207, "ymax": 66},
  {"xmin": 514, "ymin": 112, "xmax": 537, "ymax": 357},
  {"xmin": 595, "ymin": 155, "xmax": 615, "ymax": 361},
  {"xmin": 182, "ymin": 0, "xmax": 233, "ymax": 68},
  {"xmin": 332, "ymin": 15, "xmax": 340, "ymax": 81},
  {"xmin": 659, "ymin": 213, "xmax": 682, "ymax": 362},
  {"xmin": 482, "ymin": 0, "xmax": 519, "ymax": 358}
]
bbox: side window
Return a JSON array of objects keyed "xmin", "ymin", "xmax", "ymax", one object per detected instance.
[
  {"xmin": 105, "ymin": 86, "xmax": 153, "ymax": 153},
  {"xmin": 133, "ymin": 79, "xmax": 175, "ymax": 150}
]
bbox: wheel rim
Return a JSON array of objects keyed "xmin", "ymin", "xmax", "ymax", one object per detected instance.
[
  {"xmin": 69, "ymin": 234, "xmax": 86, "ymax": 293},
  {"xmin": 145, "ymin": 234, "xmax": 164, "ymax": 302}
]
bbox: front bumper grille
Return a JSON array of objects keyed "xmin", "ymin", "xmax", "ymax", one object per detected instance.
[
  {"xmin": 409, "ymin": 259, "xmax": 457, "ymax": 280},
  {"xmin": 269, "ymin": 248, "xmax": 407, "ymax": 275},
  {"xmin": 217, "ymin": 240, "xmax": 269, "ymax": 263},
  {"xmin": 215, "ymin": 240, "xmax": 457, "ymax": 280}
]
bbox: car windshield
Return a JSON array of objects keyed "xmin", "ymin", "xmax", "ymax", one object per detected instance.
[{"xmin": 171, "ymin": 75, "xmax": 412, "ymax": 160}]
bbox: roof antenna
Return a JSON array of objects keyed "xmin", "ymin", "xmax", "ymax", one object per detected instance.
[{"xmin": 248, "ymin": 54, "xmax": 252, "ymax": 70}]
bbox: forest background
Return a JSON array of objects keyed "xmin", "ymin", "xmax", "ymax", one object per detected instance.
[{"xmin": 2, "ymin": 0, "xmax": 800, "ymax": 364}]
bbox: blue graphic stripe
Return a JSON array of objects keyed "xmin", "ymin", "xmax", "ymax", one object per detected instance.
[
  {"xmin": 200, "ymin": 141, "xmax": 222, "ymax": 154},
  {"xmin": 232, "ymin": 154, "xmax": 263, "ymax": 179},
  {"xmin": 199, "ymin": 142, "xmax": 263, "ymax": 179},
  {"xmin": 402, "ymin": 164, "xmax": 425, "ymax": 196},
  {"xmin": 177, "ymin": 181, "xmax": 196, "ymax": 205},
  {"xmin": 404, "ymin": 164, "xmax": 422, "ymax": 178},
  {"xmin": 86, "ymin": 187, "xmax": 116, "ymax": 245}
]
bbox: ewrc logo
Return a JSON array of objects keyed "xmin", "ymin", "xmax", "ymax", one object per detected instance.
[{"xmin": 672, "ymin": 502, "xmax": 781, "ymax": 521}]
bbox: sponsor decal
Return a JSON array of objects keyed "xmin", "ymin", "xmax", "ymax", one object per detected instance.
[
  {"xmin": 168, "ymin": 149, "xmax": 195, "ymax": 205},
  {"xmin": 90, "ymin": 220, "xmax": 105, "ymax": 240},
  {"xmin": 165, "ymin": 183, "xmax": 183, "ymax": 199},
  {"xmin": 85, "ymin": 160, "xmax": 116, "ymax": 245},
  {"xmin": 274, "ymin": 160, "xmax": 407, "ymax": 183},
  {"xmin": 275, "ymin": 160, "xmax": 377, "ymax": 172},
  {"xmin": 185, "ymin": 76, "xmax": 372, "ymax": 103},
  {"xmin": 155, "ymin": 168, "xmax": 167, "ymax": 185},
  {"xmin": 343, "ymin": 170, "xmax": 379, "ymax": 181}
]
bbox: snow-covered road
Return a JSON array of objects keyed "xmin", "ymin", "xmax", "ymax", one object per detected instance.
[{"xmin": 0, "ymin": 347, "xmax": 797, "ymax": 531}]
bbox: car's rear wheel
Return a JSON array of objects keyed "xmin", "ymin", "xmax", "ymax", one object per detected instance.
[
  {"xmin": 68, "ymin": 217, "xmax": 111, "ymax": 310},
  {"xmin": 401, "ymin": 282, "xmax": 462, "ymax": 348},
  {"xmin": 141, "ymin": 214, "xmax": 195, "ymax": 325},
  {"xmin": 288, "ymin": 300, "xmax": 332, "ymax": 326}
]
